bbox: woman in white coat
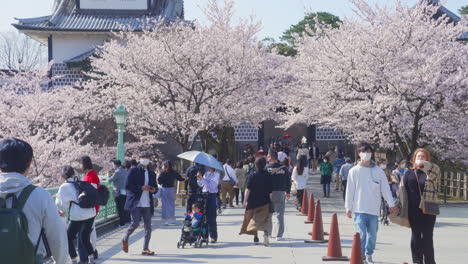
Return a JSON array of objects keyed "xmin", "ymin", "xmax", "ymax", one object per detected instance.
[
  {"xmin": 291, "ymin": 158, "xmax": 308, "ymax": 211},
  {"xmin": 56, "ymin": 166, "xmax": 96, "ymax": 264}
]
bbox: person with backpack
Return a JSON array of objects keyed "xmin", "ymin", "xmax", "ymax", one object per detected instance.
[
  {"xmin": 0, "ymin": 138, "xmax": 69, "ymax": 264},
  {"xmin": 56, "ymin": 166, "xmax": 97, "ymax": 264},
  {"xmin": 79, "ymin": 156, "xmax": 100, "ymax": 261},
  {"xmin": 122, "ymin": 153, "xmax": 158, "ymax": 255}
]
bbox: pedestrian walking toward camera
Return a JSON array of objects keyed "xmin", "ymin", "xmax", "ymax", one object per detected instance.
[
  {"xmin": 0, "ymin": 138, "xmax": 69, "ymax": 264},
  {"xmin": 339, "ymin": 157, "xmax": 354, "ymax": 201},
  {"xmin": 320, "ymin": 157, "xmax": 333, "ymax": 197},
  {"xmin": 197, "ymin": 166, "xmax": 220, "ymax": 243},
  {"xmin": 291, "ymin": 157, "xmax": 307, "ymax": 211},
  {"xmin": 345, "ymin": 142, "xmax": 397, "ymax": 264},
  {"xmin": 309, "ymin": 141, "xmax": 320, "ymax": 172},
  {"xmin": 333, "ymin": 153, "xmax": 346, "ymax": 191},
  {"xmin": 404, "ymin": 149, "xmax": 440, "ymax": 264},
  {"xmin": 240, "ymin": 157, "xmax": 273, "ymax": 246},
  {"xmin": 122, "ymin": 153, "xmax": 158, "ymax": 256},
  {"xmin": 391, "ymin": 159, "xmax": 407, "ymax": 198},
  {"xmin": 221, "ymin": 159, "xmax": 238, "ymax": 208},
  {"xmin": 266, "ymin": 150, "xmax": 290, "ymax": 241},
  {"xmin": 56, "ymin": 166, "xmax": 96, "ymax": 264},
  {"xmin": 158, "ymin": 160, "xmax": 185, "ymax": 225},
  {"xmin": 234, "ymin": 160, "xmax": 247, "ymax": 206},
  {"xmin": 108, "ymin": 160, "xmax": 130, "ymax": 226}
]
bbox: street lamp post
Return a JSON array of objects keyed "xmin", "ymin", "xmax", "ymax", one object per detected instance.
[{"xmin": 113, "ymin": 105, "xmax": 128, "ymax": 163}]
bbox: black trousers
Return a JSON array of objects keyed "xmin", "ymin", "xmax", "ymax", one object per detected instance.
[
  {"xmin": 115, "ymin": 195, "xmax": 130, "ymax": 226},
  {"xmin": 68, "ymin": 217, "xmax": 95, "ymax": 260},
  {"xmin": 342, "ymin": 180, "xmax": 347, "ymax": 201},
  {"xmin": 409, "ymin": 211, "xmax": 436, "ymax": 264},
  {"xmin": 296, "ymin": 189, "xmax": 304, "ymax": 209},
  {"xmin": 205, "ymin": 193, "xmax": 218, "ymax": 240},
  {"xmin": 234, "ymin": 188, "xmax": 245, "ymax": 205}
]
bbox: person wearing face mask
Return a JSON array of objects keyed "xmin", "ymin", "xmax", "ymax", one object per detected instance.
[
  {"xmin": 403, "ymin": 149, "xmax": 440, "ymax": 264},
  {"xmin": 122, "ymin": 153, "xmax": 158, "ymax": 256},
  {"xmin": 320, "ymin": 157, "xmax": 333, "ymax": 197},
  {"xmin": 345, "ymin": 142, "xmax": 397, "ymax": 264},
  {"xmin": 377, "ymin": 159, "xmax": 392, "ymax": 184},
  {"xmin": 391, "ymin": 159, "xmax": 407, "ymax": 198}
]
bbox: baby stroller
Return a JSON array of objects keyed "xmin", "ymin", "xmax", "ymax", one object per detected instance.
[{"xmin": 177, "ymin": 193, "xmax": 209, "ymax": 248}]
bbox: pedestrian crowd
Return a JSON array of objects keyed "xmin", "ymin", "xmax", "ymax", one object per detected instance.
[{"xmin": 0, "ymin": 137, "xmax": 441, "ymax": 264}]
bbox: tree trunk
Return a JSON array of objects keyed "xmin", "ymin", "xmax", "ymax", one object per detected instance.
[{"xmin": 200, "ymin": 126, "xmax": 237, "ymax": 163}]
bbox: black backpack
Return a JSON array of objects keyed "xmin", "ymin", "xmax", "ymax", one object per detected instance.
[
  {"xmin": 96, "ymin": 185, "xmax": 110, "ymax": 206},
  {"xmin": 72, "ymin": 181, "xmax": 98, "ymax": 208}
]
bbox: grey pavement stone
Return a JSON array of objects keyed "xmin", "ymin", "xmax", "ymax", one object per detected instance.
[{"xmin": 95, "ymin": 172, "xmax": 468, "ymax": 264}]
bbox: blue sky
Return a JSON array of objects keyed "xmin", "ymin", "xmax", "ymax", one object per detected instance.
[{"xmin": 1, "ymin": 0, "xmax": 466, "ymax": 40}]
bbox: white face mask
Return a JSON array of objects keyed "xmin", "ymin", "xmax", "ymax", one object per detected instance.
[
  {"xmin": 400, "ymin": 164, "xmax": 406, "ymax": 169},
  {"xmin": 323, "ymin": 159, "xmax": 327, "ymax": 163},
  {"xmin": 359, "ymin": 152, "xmax": 372, "ymax": 161},
  {"xmin": 140, "ymin": 158, "xmax": 150, "ymax": 166},
  {"xmin": 415, "ymin": 159, "xmax": 424, "ymax": 166},
  {"xmin": 380, "ymin": 165, "xmax": 387, "ymax": 169}
]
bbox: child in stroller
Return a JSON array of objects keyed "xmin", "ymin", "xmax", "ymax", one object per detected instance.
[
  {"xmin": 177, "ymin": 195, "xmax": 208, "ymax": 248},
  {"xmin": 184, "ymin": 203, "xmax": 203, "ymax": 231}
]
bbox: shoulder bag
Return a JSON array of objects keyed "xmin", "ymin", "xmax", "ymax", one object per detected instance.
[{"xmin": 415, "ymin": 170, "xmax": 439, "ymax": 216}]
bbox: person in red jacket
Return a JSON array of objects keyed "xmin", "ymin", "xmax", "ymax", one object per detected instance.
[{"xmin": 80, "ymin": 155, "xmax": 100, "ymax": 262}]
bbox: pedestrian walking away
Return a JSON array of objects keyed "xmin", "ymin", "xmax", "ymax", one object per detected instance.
[
  {"xmin": 240, "ymin": 157, "xmax": 273, "ymax": 246},
  {"xmin": 79, "ymin": 155, "xmax": 100, "ymax": 262},
  {"xmin": 291, "ymin": 157, "xmax": 307, "ymax": 211},
  {"xmin": 108, "ymin": 159, "xmax": 130, "ymax": 226},
  {"xmin": 266, "ymin": 150, "xmax": 291, "ymax": 241},
  {"xmin": 320, "ymin": 157, "xmax": 333, "ymax": 198},
  {"xmin": 234, "ymin": 160, "xmax": 247, "ymax": 206},
  {"xmin": 56, "ymin": 165, "xmax": 97, "ymax": 264},
  {"xmin": 333, "ymin": 153, "xmax": 345, "ymax": 191},
  {"xmin": 404, "ymin": 148, "xmax": 440, "ymax": 264},
  {"xmin": 158, "ymin": 160, "xmax": 185, "ymax": 225},
  {"xmin": 122, "ymin": 153, "xmax": 158, "ymax": 256},
  {"xmin": 0, "ymin": 138, "xmax": 69, "ymax": 264},
  {"xmin": 221, "ymin": 159, "xmax": 239, "ymax": 208},
  {"xmin": 345, "ymin": 142, "xmax": 397, "ymax": 264},
  {"xmin": 339, "ymin": 157, "xmax": 354, "ymax": 201},
  {"xmin": 197, "ymin": 166, "xmax": 220, "ymax": 243}
]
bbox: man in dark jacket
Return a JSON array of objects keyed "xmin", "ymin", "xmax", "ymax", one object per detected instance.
[
  {"xmin": 309, "ymin": 141, "xmax": 320, "ymax": 171},
  {"xmin": 122, "ymin": 153, "xmax": 157, "ymax": 256},
  {"xmin": 185, "ymin": 162, "xmax": 204, "ymax": 212},
  {"xmin": 266, "ymin": 150, "xmax": 291, "ymax": 241}
]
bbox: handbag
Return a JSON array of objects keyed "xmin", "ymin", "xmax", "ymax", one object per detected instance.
[
  {"xmin": 223, "ymin": 166, "xmax": 237, "ymax": 186},
  {"xmin": 415, "ymin": 171, "xmax": 439, "ymax": 216}
]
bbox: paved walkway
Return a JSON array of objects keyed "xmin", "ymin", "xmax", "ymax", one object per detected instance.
[{"xmin": 96, "ymin": 172, "xmax": 468, "ymax": 264}]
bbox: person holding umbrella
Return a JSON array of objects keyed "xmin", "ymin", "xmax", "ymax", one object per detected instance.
[{"xmin": 177, "ymin": 151, "xmax": 223, "ymax": 244}]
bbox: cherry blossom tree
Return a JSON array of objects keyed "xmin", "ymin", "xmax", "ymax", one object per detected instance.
[
  {"xmin": 84, "ymin": 0, "xmax": 288, "ymax": 160},
  {"xmin": 0, "ymin": 69, "xmax": 109, "ymax": 187},
  {"xmin": 285, "ymin": 0, "xmax": 468, "ymax": 161}
]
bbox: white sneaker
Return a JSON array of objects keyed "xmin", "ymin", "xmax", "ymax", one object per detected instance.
[
  {"xmin": 276, "ymin": 237, "xmax": 284, "ymax": 241},
  {"xmin": 263, "ymin": 234, "xmax": 269, "ymax": 246},
  {"xmin": 366, "ymin": 255, "xmax": 374, "ymax": 263}
]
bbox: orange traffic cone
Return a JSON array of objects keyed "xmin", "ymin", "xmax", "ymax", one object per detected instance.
[
  {"xmin": 322, "ymin": 213, "xmax": 348, "ymax": 261},
  {"xmin": 297, "ymin": 189, "xmax": 308, "ymax": 216},
  {"xmin": 350, "ymin": 232, "xmax": 364, "ymax": 264},
  {"xmin": 304, "ymin": 200, "xmax": 328, "ymax": 243},
  {"xmin": 304, "ymin": 193, "xmax": 315, "ymax": 224}
]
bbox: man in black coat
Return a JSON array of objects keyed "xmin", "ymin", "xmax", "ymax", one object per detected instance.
[
  {"xmin": 122, "ymin": 153, "xmax": 157, "ymax": 255},
  {"xmin": 309, "ymin": 141, "xmax": 320, "ymax": 171}
]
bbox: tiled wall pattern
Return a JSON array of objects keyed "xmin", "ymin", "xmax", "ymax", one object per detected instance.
[
  {"xmin": 234, "ymin": 122, "xmax": 258, "ymax": 142},
  {"xmin": 51, "ymin": 63, "xmax": 85, "ymax": 87},
  {"xmin": 316, "ymin": 127, "xmax": 345, "ymax": 141}
]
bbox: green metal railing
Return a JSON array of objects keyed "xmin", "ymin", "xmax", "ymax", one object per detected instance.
[{"xmin": 47, "ymin": 180, "xmax": 118, "ymax": 223}]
